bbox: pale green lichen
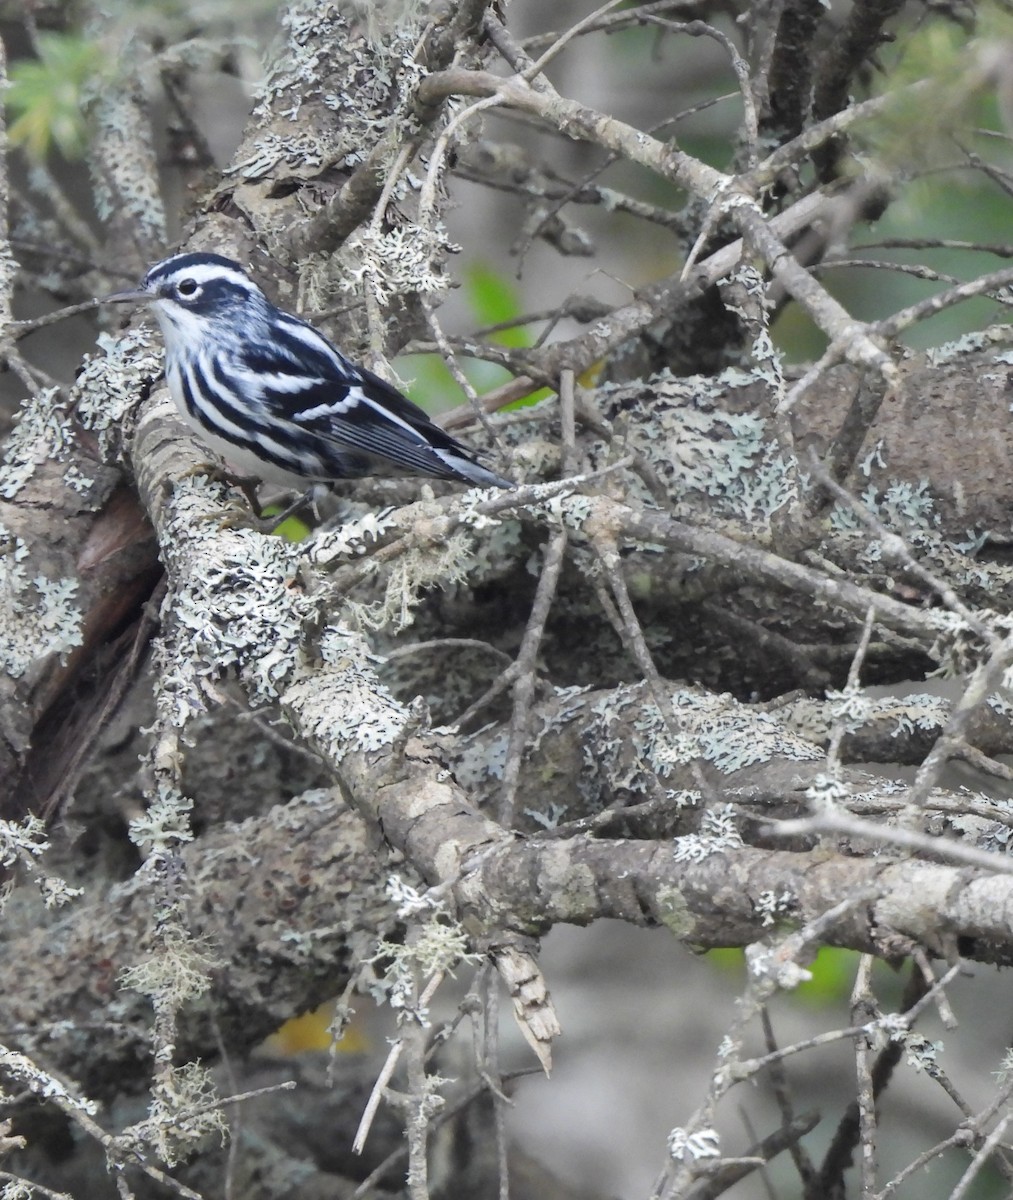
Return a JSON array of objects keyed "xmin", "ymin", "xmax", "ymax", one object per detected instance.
[
  {"xmin": 676, "ymin": 689, "xmax": 822, "ymax": 773},
  {"xmin": 883, "ymin": 693, "xmax": 951, "ymax": 736},
  {"xmin": 668, "ymin": 1127, "xmax": 721, "ymax": 1162},
  {"xmin": 339, "ymin": 224, "xmax": 455, "ymax": 307},
  {"xmin": 119, "ymin": 926, "xmax": 215, "ymax": 1007},
  {"xmin": 0, "ymin": 814, "xmax": 82, "ymax": 910},
  {"xmin": 454, "ymin": 728, "xmax": 509, "ymax": 791},
  {"xmin": 672, "ymin": 805, "xmax": 744, "ymax": 862},
  {"xmin": 368, "ymin": 874, "xmax": 480, "ymax": 1025},
  {"xmin": 655, "ymin": 884, "xmax": 696, "ymax": 938},
  {"xmin": 523, "ymin": 801, "xmax": 570, "ymax": 829},
  {"xmin": 0, "ymin": 1047, "xmax": 98, "ymax": 1117},
  {"xmin": 128, "ymin": 787, "xmax": 195, "ymax": 856},
  {"xmin": 859, "ymin": 440, "xmax": 887, "ymax": 476},
  {"xmin": 459, "ymin": 515, "xmax": 525, "ymax": 584},
  {"xmin": 152, "ymin": 478, "xmax": 313, "ymax": 725},
  {"xmin": 141, "ymin": 470, "xmax": 418, "ymax": 783},
  {"xmin": 72, "ymin": 328, "xmax": 163, "ymax": 460},
  {"xmin": 746, "ymin": 943, "xmax": 812, "ymax": 990},
  {"xmin": 62, "ymin": 464, "xmax": 97, "ymax": 496},
  {"xmin": 756, "ymin": 889, "xmax": 796, "ymax": 927},
  {"xmin": 805, "ymin": 772, "xmax": 851, "ymax": 809},
  {"xmin": 824, "ymin": 683, "xmax": 873, "ymax": 733},
  {"xmin": 87, "ymin": 81, "xmax": 167, "ymax": 249},
  {"xmin": 926, "ymin": 326, "xmax": 1013, "ymax": 366},
  {"xmin": 0, "ymin": 528, "xmax": 83, "ymax": 677},
  {"xmin": 345, "ymin": 530, "xmax": 474, "ymax": 633},
  {"xmin": 829, "ymin": 478, "xmax": 939, "ymax": 534},
  {"xmin": 227, "ymin": 128, "xmax": 345, "ymax": 181},
  {"xmin": 285, "ymin": 623, "xmax": 407, "ymax": 763},
  {"xmin": 928, "ymin": 609, "xmax": 1009, "ymax": 679},
  {"xmin": 780, "ymin": 691, "xmax": 950, "ymax": 744},
  {"xmin": 0, "ymin": 388, "xmax": 70, "ymax": 499},
  {"xmin": 119, "ymin": 1061, "xmax": 226, "ymax": 1168},
  {"xmin": 37, "ymin": 875, "xmax": 84, "ymax": 908},
  {"xmin": 0, "ymin": 813, "xmax": 47, "ymax": 868},
  {"xmin": 541, "ymin": 491, "xmax": 595, "ymax": 530},
  {"xmin": 953, "ymin": 528, "xmax": 990, "ymax": 555},
  {"xmin": 305, "ymin": 507, "xmax": 400, "ymax": 566},
  {"xmin": 898, "ymin": 1032, "xmax": 944, "ymax": 1076},
  {"xmin": 458, "ymin": 682, "xmax": 825, "ymax": 811},
  {"xmin": 250, "ymin": 2, "xmax": 424, "ymax": 181},
  {"xmin": 592, "ymin": 369, "xmax": 799, "ymax": 523}
]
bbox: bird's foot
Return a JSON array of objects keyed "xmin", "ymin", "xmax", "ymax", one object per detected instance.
[{"xmin": 176, "ymin": 462, "xmax": 264, "ymax": 512}]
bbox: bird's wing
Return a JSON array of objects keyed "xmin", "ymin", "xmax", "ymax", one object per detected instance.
[{"xmin": 232, "ymin": 312, "xmax": 488, "ymax": 479}]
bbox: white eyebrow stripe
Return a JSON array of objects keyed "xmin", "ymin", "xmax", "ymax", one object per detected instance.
[{"xmin": 149, "ymin": 262, "xmax": 260, "ymax": 292}]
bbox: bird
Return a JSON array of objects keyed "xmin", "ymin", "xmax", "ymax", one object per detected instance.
[{"xmin": 102, "ymin": 252, "xmax": 512, "ymax": 496}]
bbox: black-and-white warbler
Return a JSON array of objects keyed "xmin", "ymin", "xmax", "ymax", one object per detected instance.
[{"xmin": 103, "ymin": 252, "xmax": 512, "ymax": 492}]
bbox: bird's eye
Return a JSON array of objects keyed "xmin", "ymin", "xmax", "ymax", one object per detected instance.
[{"xmin": 177, "ymin": 278, "xmax": 199, "ymax": 297}]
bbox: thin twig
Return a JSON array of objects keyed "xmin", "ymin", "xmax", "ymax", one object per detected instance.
[
  {"xmin": 6, "ymin": 297, "xmax": 104, "ymax": 338},
  {"xmin": 950, "ymin": 1115, "xmax": 1011, "ymax": 1200},
  {"xmin": 639, "ymin": 16, "xmax": 760, "ymax": 166},
  {"xmin": 352, "ymin": 971, "xmax": 445, "ymax": 1156},
  {"xmin": 498, "ymin": 528, "xmax": 568, "ymax": 825},
  {"xmin": 851, "ymin": 955, "xmax": 878, "ymax": 1200},
  {"xmin": 523, "ymin": 0, "xmax": 628, "ymax": 81},
  {"xmin": 768, "ymin": 809, "xmax": 1013, "ymax": 876},
  {"xmin": 826, "ymin": 605, "xmax": 876, "ymax": 773},
  {"xmin": 420, "ymin": 294, "xmax": 503, "ymax": 447},
  {"xmin": 759, "ymin": 1009, "xmax": 816, "ymax": 1188}
]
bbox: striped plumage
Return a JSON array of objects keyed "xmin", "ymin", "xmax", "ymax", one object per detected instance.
[{"xmin": 104, "ymin": 252, "xmax": 512, "ymax": 491}]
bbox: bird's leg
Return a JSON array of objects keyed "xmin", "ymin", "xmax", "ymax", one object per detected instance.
[
  {"xmin": 176, "ymin": 458, "xmax": 320, "ymax": 534},
  {"xmin": 176, "ymin": 460, "xmax": 265, "ymax": 514},
  {"xmin": 176, "ymin": 460, "xmax": 302, "ymax": 533},
  {"xmin": 226, "ymin": 472, "xmax": 267, "ymax": 519}
]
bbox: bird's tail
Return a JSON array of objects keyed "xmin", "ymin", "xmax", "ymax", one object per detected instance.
[{"xmin": 434, "ymin": 447, "xmax": 514, "ymax": 489}]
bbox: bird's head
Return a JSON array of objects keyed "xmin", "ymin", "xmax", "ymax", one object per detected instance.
[{"xmin": 102, "ymin": 252, "xmax": 269, "ymax": 348}]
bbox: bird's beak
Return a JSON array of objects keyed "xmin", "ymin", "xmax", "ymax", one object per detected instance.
[{"xmin": 98, "ymin": 287, "xmax": 150, "ymax": 305}]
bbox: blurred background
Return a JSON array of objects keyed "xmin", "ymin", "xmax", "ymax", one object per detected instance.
[{"xmin": 3, "ymin": 1, "xmax": 1013, "ymax": 1196}]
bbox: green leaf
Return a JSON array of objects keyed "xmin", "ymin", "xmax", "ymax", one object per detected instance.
[
  {"xmin": 7, "ymin": 33, "xmax": 103, "ymax": 161},
  {"xmin": 464, "ymin": 262, "xmax": 531, "ymax": 349},
  {"xmin": 398, "ymin": 266, "xmax": 552, "ymax": 413},
  {"xmin": 706, "ymin": 945, "xmax": 861, "ymax": 1004},
  {"xmin": 464, "ymin": 264, "xmax": 553, "ymax": 408}
]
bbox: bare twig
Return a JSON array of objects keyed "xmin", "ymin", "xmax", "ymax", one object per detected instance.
[
  {"xmin": 768, "ymin": 809, "xmax": 1013, "ymax": 876},
  {"xmin": 353, "ymin": 970, "xmax": 446, "ymax": 1157},
  {"xmin": 851, "ymin": 955, "xmax": 878, "ymax": 1199},
  {"xmin": 950, "ymin": 1115, "xmax": 1011, "ymax": 1200},
  {"xmin": 499, "ymin": 528, "xmax": 567, "ymax": 825}
]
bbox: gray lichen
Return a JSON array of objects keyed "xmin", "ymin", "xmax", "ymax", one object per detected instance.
[
  {"xmin": 153, "ymin": 478, "xmax": 312, "ymax": 725},
  {"xmin": 250, "ymin": 3, "xmax": 424, "ymax": 176},
  {"xmin": 150, "ymin": 471, "xmax": 410, "ymax": 762},
  {"xmin": 87, "ymin": 76, "xmax": 167, "ymax": 249},
  {"xmin": 587, "ymin": 369, "xmax": 801, "ymax": 524},
  {"xmin": 286, "ymin": 624, "xmax": 407, "ymax": 763},
  {"xmin": 0, "ymin": 526, "xmax": 83, "ymax": 677},
  {"xmin": 0, "ymin": 388, "xmax": 71, "ymax": 499},
  {"xmin": 73, "ymin": 329, "xmax": 163, "ymax": 463},
  {"xmin": 672, "ymin": 805, "xmax": 745, "ymax": 862}
]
